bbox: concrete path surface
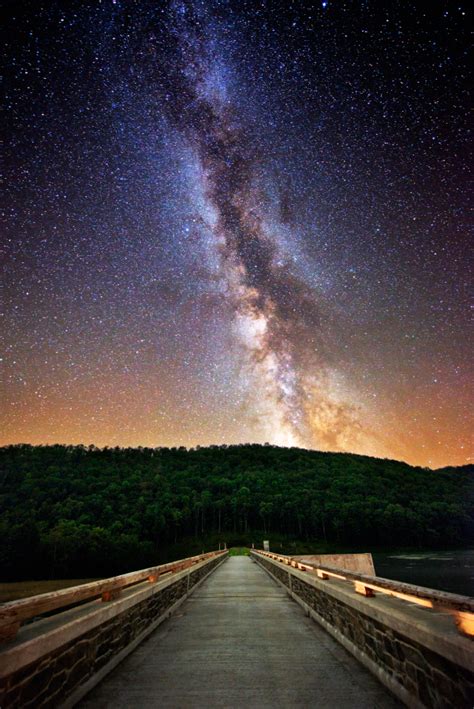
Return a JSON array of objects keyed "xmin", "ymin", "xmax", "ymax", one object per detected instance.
[{"xmin": 80, "ymin": 556, "xmax": 400, "ymax": 708}]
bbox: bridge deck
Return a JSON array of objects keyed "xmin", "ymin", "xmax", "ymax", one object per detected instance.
[{"xmin": 80, "ymin": 556, "xmax": 399, "ymax": 708}]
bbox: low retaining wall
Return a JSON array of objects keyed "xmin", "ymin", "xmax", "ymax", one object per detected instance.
[
  {"xmin": 251, "ymin": 551, "xmax": 474, "ymax": 709},
  {"xmin": 291, "ymin": 552, "xmax": 375, "ymax": 574},
  {"xmin": 0, "ymin": 552, "xmax": 228, "ymax": 708}
]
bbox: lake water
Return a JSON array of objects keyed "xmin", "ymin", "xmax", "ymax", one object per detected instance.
[{"xmin": 372, "ymin": 549, "xmax": 474, "ymax": 596}]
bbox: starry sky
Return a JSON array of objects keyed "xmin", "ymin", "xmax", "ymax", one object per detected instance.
[{"xmin": 2, "ymin": 1, "xmax": 472, "ymax": 468}]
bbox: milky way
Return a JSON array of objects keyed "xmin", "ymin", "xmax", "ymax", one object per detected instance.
[
  {"xmin": 2, "ymin": 1, "xmax": 472, "ymax": 466},
  {"xmin": 157, "ymin": 2, "xmax": 360, "ymax": 448}
]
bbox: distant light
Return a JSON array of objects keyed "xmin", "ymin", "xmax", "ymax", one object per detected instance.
[{"xmin": 322, "ymin": 1, "xmax": 328, "ymax": 8}]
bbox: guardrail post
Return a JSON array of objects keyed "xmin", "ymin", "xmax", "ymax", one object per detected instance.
[
  {"xmin": 317, "ymin": 569, "xmax": 330, "ymax": 580},
  {"xmin": 102, "ymin": 589, "xmax": 122, "ymax": 602},
  {"xmin": 453, "ymin": 611, "xmax": 474, "ymax": 636},
  {"xmin": 354, "ymin": 581, "xmax": 375, "ymax": 597},
  {"xmin": 0, "ymin": 622, "xmax": 20, "ymax": 642}
]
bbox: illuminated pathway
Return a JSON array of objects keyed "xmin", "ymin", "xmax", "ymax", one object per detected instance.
[{"xmin": 79, "ymin": 557, "xmax": 398, "ymax": 708}]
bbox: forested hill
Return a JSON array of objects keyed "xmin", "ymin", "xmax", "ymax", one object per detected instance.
[{"xmin": 1, "ymin": 444, "xmax": 473, "ymax": 580}]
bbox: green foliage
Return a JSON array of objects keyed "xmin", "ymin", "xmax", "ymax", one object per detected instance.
[{"xmin": 0, "ymin": 444, "xmax": 472, "ymax": 580}]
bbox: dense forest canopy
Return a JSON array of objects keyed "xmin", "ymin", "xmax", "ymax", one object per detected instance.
[{"xmin": 1, "ymin": 444, "xmax": 472, "ymax": 580}]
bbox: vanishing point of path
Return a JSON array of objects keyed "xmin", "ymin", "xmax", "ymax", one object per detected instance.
[{"xmin": 80, "ymin": 556, "xmax": 400, "ymax": 708}]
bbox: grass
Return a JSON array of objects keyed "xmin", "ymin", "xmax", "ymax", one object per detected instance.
[
  {"xmin": 227, "ymin": 547, "xmax": 250, "ymax": 556},
  {"xmin": 0, "ymin": 579, "xmax": 98, "ymax": 604}
]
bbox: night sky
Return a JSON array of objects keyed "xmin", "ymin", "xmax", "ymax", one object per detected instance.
[{"xmin": 2, "ymin": 1, "xmax": 472, "ymax": 467}]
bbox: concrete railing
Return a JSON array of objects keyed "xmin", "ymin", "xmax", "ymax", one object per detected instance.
[
  {"xmin": 251, "ymin": 549, "xmax": 474, "ymax": 709},
  {"xmin": 0, "ymin": 550, "xmax": 228, "ymax": 708}
]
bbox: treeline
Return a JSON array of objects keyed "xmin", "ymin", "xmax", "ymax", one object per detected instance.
[{"xmin": 0, "ymin": 444, "xmax": 472, "ymax": 580}]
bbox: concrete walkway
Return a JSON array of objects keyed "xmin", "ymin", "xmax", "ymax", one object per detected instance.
[{"xmin": 80, "ymin": 556, "xmax": 400, "ymax": 708}]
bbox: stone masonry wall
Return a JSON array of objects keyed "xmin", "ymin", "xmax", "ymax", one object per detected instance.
[
  {"xmin": 0, "ymin": 555, "xmax": 224, "ymax": 708},
  {"xmin": 254, "ymin": 554, "xmax": 474, "ymax": 709}
]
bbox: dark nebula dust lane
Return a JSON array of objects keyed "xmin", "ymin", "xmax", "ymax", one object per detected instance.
[
  {"xmin": 154, "ymin": 3, "xmax": 348, "ymax": 449},
  {"xmin": 2, "ymin": 1, "xmax": 472, "ymax": 467}
]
